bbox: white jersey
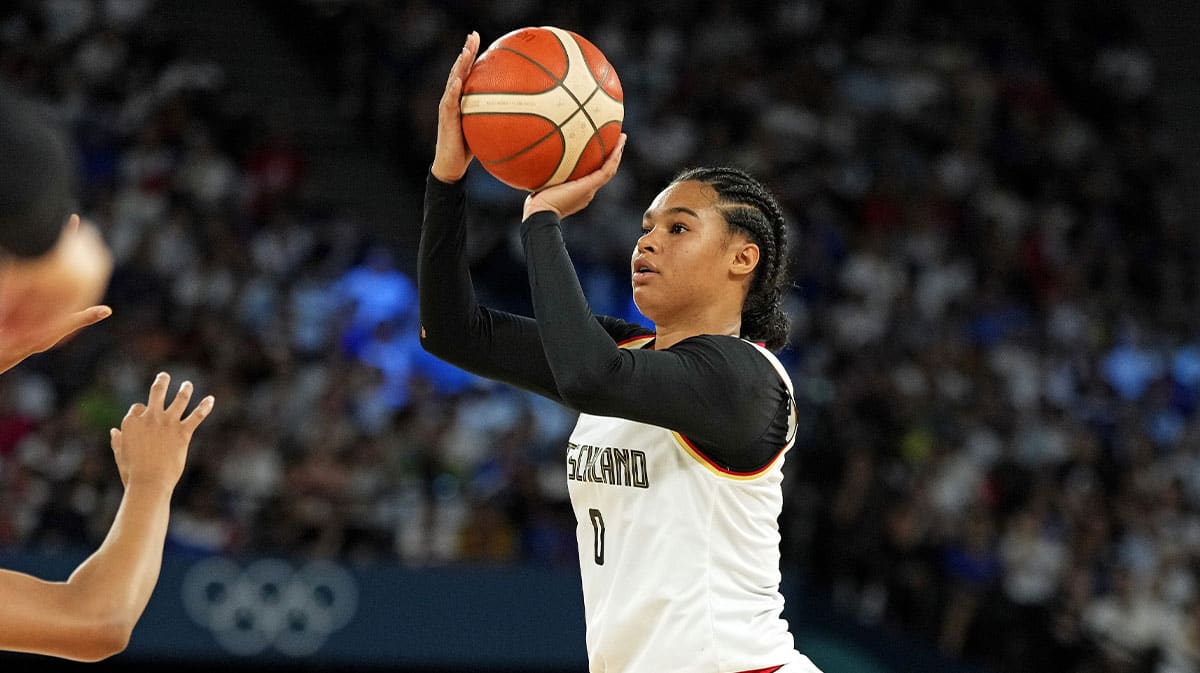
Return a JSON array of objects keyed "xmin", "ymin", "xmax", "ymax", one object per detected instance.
[{"xmin": 565, "ymin": 336, "xmax": 817, "ymax": 673}]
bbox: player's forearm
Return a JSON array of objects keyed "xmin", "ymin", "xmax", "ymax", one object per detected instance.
[
  {"xmin": 419, "ymin": 171, "xmax": 485, "ymax": 357},
  {"xmin": 419, "ymin": 172, "xmax": 563, "ymax": 398},
  {"xmin": 520, "ymin": 212, "xmax": 625, "ymax": 407},
  {"xmin": 61, "ymin": 481, "xmax": 175, "ymax": 652},
  {"xmin": 0, "ymin": 481, "xmax": 174, "ymax": 661}
]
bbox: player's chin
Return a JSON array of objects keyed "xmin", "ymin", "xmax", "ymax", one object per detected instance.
[{"xmin": 631, "ymin": 287, "xmax": 661, "ymax": 319}]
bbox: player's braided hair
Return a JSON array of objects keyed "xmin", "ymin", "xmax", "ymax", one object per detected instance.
[{"xmin": 671, "ymin": 167, "xmax": 791, "ymax": 351}]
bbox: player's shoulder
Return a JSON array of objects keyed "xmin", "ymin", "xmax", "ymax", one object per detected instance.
[
  {"xmin": 671, "ymin": 334, "xmax": 786, "ymax": 383},
  {"xmin": 672, "ymin": 333, "xmax": 771, "ymax": 357}
]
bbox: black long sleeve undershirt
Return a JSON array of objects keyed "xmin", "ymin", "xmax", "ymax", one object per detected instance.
[{"xmin": 419, "ymin": 171, "xmax": 793, "ymax": 472}]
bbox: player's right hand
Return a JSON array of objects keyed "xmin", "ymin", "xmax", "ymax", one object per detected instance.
[
  {"xmin": 524, "ymin": 133, "xmax": 627, "ymax": 221},
  {"xmin": 110, "ymin": 373, "xmax": 215, "ymax": 491},
  {"xmin": 431, "ymin": 31, "xmax": 481, "ymax": 184}
]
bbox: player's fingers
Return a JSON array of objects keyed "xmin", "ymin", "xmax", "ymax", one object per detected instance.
[
  {"xmin": 439, "ymin": 75, "xmax": 461, "ymax": 115},
  {"xmin": 182, "ymin": 395, "xmax": 216, "ymax": 432},
  {"xmin": 55, "ymin": 305, "xmax": 112, "ymax": 338},
  {"xmin": 578, "ymin": 136, "xmax": 626, "ymax": 191},
  {"xmin": 75, "ymin": 305, "xmax": 112, "ymax": 328},
  {"xmin": 455, "ymin": 46, "xmax": 471, "ymax": 79},
  {"xmin": 26, "ymin": 305, "xmax": 112, "ymax": 354},
  {"xmin": 125, "ymin": 402, "xmax": 147, "ymax": 421},
  {"xmin": 464, "ymin": 30, "xmax": 480, "ymax": 67},
  {"xmin": 447, "ymin": 34, "xmax": 474, "ymax": 85},
  {"xmin": 147, "ymin": 371, "xmax": 169, "ymax": 409},
  {"xmin": 166, "ymin": 380, "xmax": 194, "ymax": 418},
  {"xmin": 605, "ymin": 134, "xmax": 627, "ymax": 173},
  {"xmin": 461, "ymin": 31, "xmax": 479, "ymax": 61},
  {"xmin": 109, "ymin": 427, "xmax": 122, "ymax": 452},
  {"xmin": 445, "ymin": 47, "xmax": 464, "ymax": 88},
  {"xmin": 64, "ymin": 213, "xmax": 80, "ymax": 236},
  {"xmin": 599, "ymin": 134, "xmax": 627, "ymax": 182}
]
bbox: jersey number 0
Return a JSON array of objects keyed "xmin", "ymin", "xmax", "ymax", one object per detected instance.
[{"xmin": 588, "ymin": 508, "xmax": 605, "ymax": 565}]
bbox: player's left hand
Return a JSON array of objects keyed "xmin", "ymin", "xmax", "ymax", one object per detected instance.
[
  {"xmin": 110, "ymin": 372, "xmax": 214, "ymax": 490},
  {"xmin": 523, "ymin": 133, "xmax": 626, "ymax": 221}
]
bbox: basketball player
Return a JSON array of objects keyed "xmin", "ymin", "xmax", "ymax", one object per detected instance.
[
  {"xmin": 419, "ymin": 33, "xmax": 821, "ymax": 673},
  {"xmin": 0, "ymin": 86, "xmax": 216, "ymax": 661}
]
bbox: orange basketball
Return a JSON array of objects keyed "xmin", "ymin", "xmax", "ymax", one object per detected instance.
[{"xmin": 461, "ymin": 27, "xmax": 624, "ymax": 192}]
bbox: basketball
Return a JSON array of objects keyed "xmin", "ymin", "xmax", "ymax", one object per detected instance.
[{"xmin": 461, "ymin": 27, "xmax": 624, "ymax": 192}]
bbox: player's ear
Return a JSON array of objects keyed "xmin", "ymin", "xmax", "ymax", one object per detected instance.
[{"xmin": 729, "ymin": 241, "xmax": 759, "ymax": 279}]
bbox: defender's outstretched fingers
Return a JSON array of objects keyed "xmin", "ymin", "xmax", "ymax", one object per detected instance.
[
  {"xmin": 146, "ymin": 371, "xmax": 170, "ymax": 410},
  {"xmin": 124, "ymin": 403, "xmax": 147, "ymax": 420},
  {"xmin": 109, "ymin": 428, "xmax": 122, "ymax": 452},
  {"xmin": 182, "ymin": 395, "xmax": 216, "ymax": 433},
  {"xmin": 166, "ymin": 380, "xmax": 194, "ymax": 419}
]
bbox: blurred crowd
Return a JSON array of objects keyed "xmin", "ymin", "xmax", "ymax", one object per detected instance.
[{"xmin": 1, "ymin": 1, "xmax": 1198, "ymax": 672}]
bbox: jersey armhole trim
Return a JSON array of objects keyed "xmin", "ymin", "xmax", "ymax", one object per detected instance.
[
  {"xmin": 670, "ymin": 430, "xmax": 792, "ymax": 480},
  {"xmin": 616, "ymin": 334, "xmax": 655, "ymax": 349}
]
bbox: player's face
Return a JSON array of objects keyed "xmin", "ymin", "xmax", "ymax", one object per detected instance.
[{"xmin": 631, "ymin": 180, "xmax": 747, "ymax": 323}]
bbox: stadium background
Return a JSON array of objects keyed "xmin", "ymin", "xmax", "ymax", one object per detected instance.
[{"xmin": 2, "ymin": 1, "xmax": 1199, "ymax": 672}]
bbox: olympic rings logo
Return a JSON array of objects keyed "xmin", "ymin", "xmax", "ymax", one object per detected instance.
[{"xmin": 182, "ymin": 557, "xmax": 359, "ymax": 657}]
